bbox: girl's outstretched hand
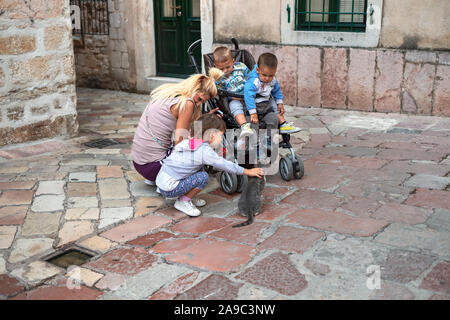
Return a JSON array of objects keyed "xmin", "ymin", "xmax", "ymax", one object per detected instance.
[{"xmin": 244, "ymin": 167, "xmax": 264, "ymax": 178}]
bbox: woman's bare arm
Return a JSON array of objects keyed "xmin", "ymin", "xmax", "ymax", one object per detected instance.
[{"xmin": 173, "ymin": 100, "xmax": 195, "ymax": 145}]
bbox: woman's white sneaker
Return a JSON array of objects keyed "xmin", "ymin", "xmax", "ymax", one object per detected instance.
[{"xmin": 174, "ymin": 199, "xmax": 201, "ymax": 216}]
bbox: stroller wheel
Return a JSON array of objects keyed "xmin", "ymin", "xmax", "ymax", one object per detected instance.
[
  {"xmin": 279, "ymin": 156, "xmax": 294, "ymax": 181},
  {"xmin": 236, "ymin": 175, "xmax": 248, "ymax": 193},
  {"xmin": 293, "ymin": 154, "xmax": 305, "ymax": 180},
  {"xmin": 220, "ymin": 171, "xmax": 238, "ymax": 195}
]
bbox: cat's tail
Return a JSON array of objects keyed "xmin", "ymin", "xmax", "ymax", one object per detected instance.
[{"xmin": 232, "ymin": 214, "xmax": 254, "ymax": 228}]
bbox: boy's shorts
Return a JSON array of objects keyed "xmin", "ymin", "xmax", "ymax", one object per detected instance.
[
  {"xmin": 229, "ymin": 100, "xmax": 245, "ymax": 117},
  {"xmin": 245, "ymin": 101, "xmax": 278, "ymax": 131}
]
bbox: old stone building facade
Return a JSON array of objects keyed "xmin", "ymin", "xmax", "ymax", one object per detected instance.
[
  {"xmin": 73, "ymin": 0, "xmax": 135, "ymax": 90},
  {"xmin": 73, "ymin": 0, "xmax": 155, "ymax": 92},
  {"xmin": 0, "ymin": 0, "xmax": 78, "ymax": 146},
  {"xmin": 211, "ymin": 0, "xmax": 450, "ymax": 116},
  {"xmin": 74, "ymin": 0, "xmax": 449, "ymax": 117},
  {"xmin": 1, "ymin": 0, "xmax": 449, "ymax": 147}
]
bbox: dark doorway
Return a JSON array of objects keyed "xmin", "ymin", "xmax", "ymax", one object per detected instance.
[{"xmin": 154, "ymin": 0, "xmax": 202, "ymax": 78}]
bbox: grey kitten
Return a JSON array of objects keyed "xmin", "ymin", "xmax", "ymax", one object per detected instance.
[{"xmin": 232, "ymin": 175, "xmax": 265, "ymax": 228}]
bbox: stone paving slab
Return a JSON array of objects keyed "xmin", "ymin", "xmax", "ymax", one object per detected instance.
[
  {"xmin": 85, "ymin": 247, "xmax": 157, "ymax": 276},
  {"xmin": 404, "ymin": 174, "xmax": 450, "ymax": 190},
  {"xmin": 99, "ymin": 263, "xmax": 192, "ymax": 300},
  {"xmin": 374, "ymin": 223, "xmax": 450, "ymax": 258},
  {"xmin": 10, "ymin": 281, "xmax": 104, "ymax": 300},
  {"xmin": 0, "ymin": 226, "xmax": 17, "ymax": 249},
  {"xmin": 426, "ymin": 209, "xmax": 450, "ymax": 232},
  {"xmin": 11, "ymin": 261, "xmax": 63, "ymax": 285},
  {"xmin": 166, "ymin": 238, "xmax": 256, "ymax": 273},
  {"xmin": 31, "ymin": 194, "xmax": 65, "ymax": 212},
  {"xmin": 100, "ymin": 214, "xmax": 172, "ymax": 243},
  {"xmin": 21, "ymin": 212, "xmax": 62, "ymax": 236},
  {"xmin": 150, "ymin": 271, "xmax": 202, "ymax": 300},
  {"xmin": 0, "ymin": 88, "xmax": 449, "ymax": 300},
  {"xmin": 419, "ymin": 261, "xmax": 450, "ymax": 295},
  {"xmin": 8, "ymin": 238, "xmax": 54, "ymax": 263},
  {"xmin": 236, "ymin": 252, "xmax": 308, "ymax": 296},
  {"xmin": 286, "ymin": 208, "xmax": 390, "ymax": 237},
  {"xmin": 175, "ymin": 273, "xmax": 244, "ymax": 300}
]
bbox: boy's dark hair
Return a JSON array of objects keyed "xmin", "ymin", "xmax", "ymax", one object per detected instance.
[
  {"xmin": 192, "ymin": 113, "xmax": 226, "ymax": 139},
  {"xmin": 258, "ymin": 52, "xmax": 278, "ymax": 69}
]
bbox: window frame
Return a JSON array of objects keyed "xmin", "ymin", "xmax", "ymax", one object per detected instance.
[
  {"xmin": 296, "ymin": 0, "xmax": 368, "ymax": 33},
  {"xmin": 281, "ymin": 0, "xmax": 383, "ymax": 48},
  {"xmin": 70, "ymin": 0, "xmax": 110, "ymax": 36}
]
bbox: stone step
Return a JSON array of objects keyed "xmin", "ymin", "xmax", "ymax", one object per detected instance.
[{"xmin": 144, "ymin": 76, "xmax": 184, "ymax": 92}]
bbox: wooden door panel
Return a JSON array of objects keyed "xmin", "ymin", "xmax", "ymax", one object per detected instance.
[{"xmin": 154, "ymin": 0, "xmax": 201, "ymax": 77}]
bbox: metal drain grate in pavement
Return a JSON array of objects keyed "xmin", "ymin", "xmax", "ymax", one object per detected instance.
[
  {"xmin": 83, "ymin": 138, "xmax": 120, "ymax": 149},
  {"xmin": 44, "ymin": 247, "xmax": 95, "ymax": 269}
]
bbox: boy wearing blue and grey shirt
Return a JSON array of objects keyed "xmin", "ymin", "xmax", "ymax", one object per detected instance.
[
  {"xmin": 214, "ymin": 48, "xmax": 300, "ymax": 137},
  {"xmin": 244, "ymin": 52, "xmax": 300, "ymax": 134}
]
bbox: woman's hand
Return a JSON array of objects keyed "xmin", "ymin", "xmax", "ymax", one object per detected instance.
[
  {"xmin": 244, "ymin": 167, "xmax": 264, "ymax": 178},
  {"xmin": 208, "ymin": 107, "xmax": 219, "ymax": 114},
  {"xmin": 208, "ymin": 107, "xmax": 223, "ymax": 118}
]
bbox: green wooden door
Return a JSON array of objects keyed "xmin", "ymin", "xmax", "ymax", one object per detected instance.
[{"xmin": 154, "ymin": 0, "xmax": 201, "ymax": 78}]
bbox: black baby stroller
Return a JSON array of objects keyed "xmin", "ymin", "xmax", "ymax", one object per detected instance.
[{"xmin": 187, "ymin": 38, "xmax": 304, "ymax": 194}]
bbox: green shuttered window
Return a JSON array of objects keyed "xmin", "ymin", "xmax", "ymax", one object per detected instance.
[{"xmin": 295, "ymin": 0, "xmax": 367, "ymax": 32}]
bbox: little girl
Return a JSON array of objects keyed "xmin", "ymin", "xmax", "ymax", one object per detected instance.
[{"xmin": 156, "ymin": 113, "xmax": 264, "ymax": 216}]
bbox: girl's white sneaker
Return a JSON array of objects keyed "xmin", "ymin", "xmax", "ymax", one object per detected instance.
[
  {"xmin": 174, "ymin": 199, "xmax": 201, "ymax": 217},
  {"xmin": 192, "ymin": 198, "xmax": 206, "ymax": 207}
]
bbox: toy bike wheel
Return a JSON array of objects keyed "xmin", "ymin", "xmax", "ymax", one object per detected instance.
[
  {"xmin": 279, "ymin": 156, "xmax": 294, "ymax": 181},
  {"xmin": 220, "ymin": 171, "xmax": 238, "ymax": 195},
  {"xmin": 293, "ymin": 154, "xmax": 305, "ymax": 180},
  {"xmin": 236, "ymin": 175, "xmax": 248, "ymax": 193}
]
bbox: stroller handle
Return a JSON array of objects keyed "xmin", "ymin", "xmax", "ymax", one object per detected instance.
[
  {"xmin": 231, "ymin": 38, "xmax": 240, "ymax": 50},
  {"xmin": 217, "ymin": 89, "xmax": 244, "ymax": 99},
  {"xmin": 187, "ymin": 39, "xmax": 202, "ymax": 74}
]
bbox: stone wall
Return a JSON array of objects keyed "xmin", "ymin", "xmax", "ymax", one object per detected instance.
[
  {"xmin": 380, "ymin": 0, "xmax": 450, "ymax": 50},
  {"xmin": 231, "ymin": 44, "xmax": 450, "ymax": 116},
  {"xmin": 214, "ymin": 0, "xmax": 450, "ymax": 51},
  {"xmin": 73, "ymin": 34, "xmax": 115, "ymax": 89},
  {"xmin": 214, "ymin": 0, "xmax": 280, "ymax": 44},
  {"xmin": 73, "ymin": 0, "xmax": 135, "ymax": 91},
  {"xmin": 0, "ymin": 0, "xmax": 78, "ymax": 146}
]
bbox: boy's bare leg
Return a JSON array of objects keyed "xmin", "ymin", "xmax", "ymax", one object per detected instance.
[
  {"xmin": 278, "ymin": 114, "xmax": 286, "ymax": 124},
  {"xmin": 235, "ymin": 113, "xmax": 248, "ymax": 126}
]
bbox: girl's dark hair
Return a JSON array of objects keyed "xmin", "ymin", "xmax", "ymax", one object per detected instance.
[{"xmin": 191, "ymin": 113, "xmax": 226, "ymax": 139}]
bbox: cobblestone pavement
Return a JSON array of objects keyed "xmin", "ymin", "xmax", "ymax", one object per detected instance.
[{"xmin": 0, "ymin": 87, "xmax": 449, "ymax": 300}]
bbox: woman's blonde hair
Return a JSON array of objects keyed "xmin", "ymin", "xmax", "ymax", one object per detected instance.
[{"xmin": 150, "ymin": 68, "xmax": 224, "ymax": 121}]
